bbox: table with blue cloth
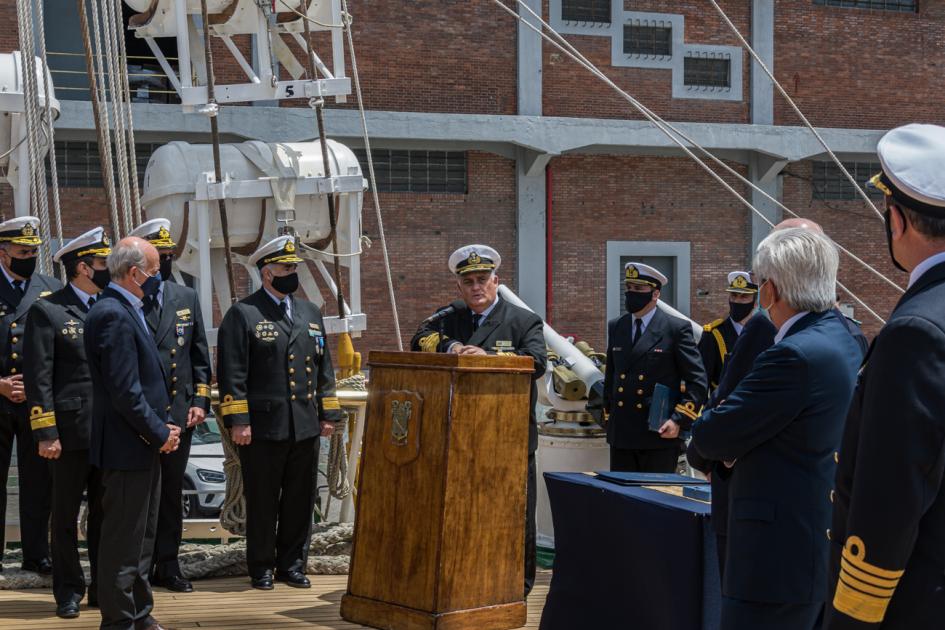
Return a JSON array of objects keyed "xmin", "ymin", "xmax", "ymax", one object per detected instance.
[{"xmin": 539, "ymin": 472, "xmax": 721, "ymax": 630}]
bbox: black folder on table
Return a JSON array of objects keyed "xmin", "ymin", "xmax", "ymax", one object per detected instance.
[
  {"xmin": 648, "ymin": 382, "xmax": 679, "ymax": 433},
  {"xmin": 595, "ymin": 471, "xmax": 709, "ymax": 486}
]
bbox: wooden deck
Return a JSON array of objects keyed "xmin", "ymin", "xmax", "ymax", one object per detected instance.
[{"xmin": 0, "ymin": 571, "xmax": 551, "ymax": 629}]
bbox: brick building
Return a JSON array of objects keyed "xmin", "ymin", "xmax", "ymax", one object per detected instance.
[{"xmin": 2, "ymin": 0, "xmax": 933, "ymax": 354}]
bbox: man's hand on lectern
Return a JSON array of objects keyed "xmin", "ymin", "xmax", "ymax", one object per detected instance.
[{"xmin": 459, "ymin": 345, "xmax": 487, "ymax": 356}]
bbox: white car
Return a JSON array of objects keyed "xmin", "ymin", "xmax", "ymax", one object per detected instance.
[{"xmin": 182, "ymin": 420, "xmax": 226, "ymax": 519}]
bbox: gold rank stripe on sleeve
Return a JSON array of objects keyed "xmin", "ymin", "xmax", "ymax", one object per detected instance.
[
  {"xmin": 674, "ymin": 401, "xmax": 702, "ymax": 421},
  {"xmin": 30, "ymin": 406, "xmax": 56, "ymax": 430},
  {"xmin": 219, "ymin": 395, "xmax": 249, "ymax": 416},
  {"xmin": 833, "ymin": 535, "xmax": 904, "ymax": 623},
  {"xmin": 322, "ymin": 397, "xmax": 341, "ymax": 411},
  {"xmin": 418, "ymin": 332, "xmax": 441, "ymax": 353},
  {"xmin": 195, "ymin": 384, "xmax": 211, "ymax": 398}
]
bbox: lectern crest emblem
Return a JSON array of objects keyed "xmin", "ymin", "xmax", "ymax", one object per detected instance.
[{"xmin": 390, "ymin": 400, "xmax": 412, "ymax": 445}]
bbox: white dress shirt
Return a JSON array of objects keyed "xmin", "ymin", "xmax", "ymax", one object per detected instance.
[
  {"xmin": 70, "ymin": 283, "xmax": 97, "ymax": 310},
  {"xmin": 108, "ymin": 282, "xmax": 149, "ymax": 333},
  {"xmin": 264, "ymin": 287, "xmax": 293, "ymax": 321},
  {"xmin": 774, "ymin": 311, "xmax": 811, "ymax": 344},
  {"xmin": 631, "ymin": 305, "xmax": 658, "ymax": 335},
  {"xmin": 908, "ymin": 251, "xmax": 945, "ymax": 289}
]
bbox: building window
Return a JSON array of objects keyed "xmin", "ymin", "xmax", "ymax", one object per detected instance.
[
  {"xmin": 811, "ymin": 161, "xmax": 884, "ymax": 201},
  {"xmin": 561, "ymin": 0, "xmax": 611, "ymax": 24},
  {"xmin": 354, "ymin": 150, "xmax": 467, "ymax": 194},
  {"xmin": 683, "ymin": 56, "xmax": 731, "ymax": 88},
  {"xmin": 813, "ymin": 0, "xmax": 917, "ymax": 13},
  {"xmin": 623, "ymin": 25, "xmax": 672, "ymax": 56},
  {"xmin": 48, "ymin": 141, "xmax": 159, "ymax": 188}
]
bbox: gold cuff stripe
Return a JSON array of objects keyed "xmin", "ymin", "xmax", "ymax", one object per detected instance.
[
  {"xmin": 840, "ymin": 557, "xmax": 901, "ymax": 590},
  {"xmin": 418, "ymin": 332, "xmax": 441, "ymax": 353},
  {"xmin": 674, "ymin": 402, "xmax": 702, "ymax": 421},
  {"xmin": 838, "ymin": 571, "xmax": 896, "ymax": 598},
  {"xmin": 842, "ymin": 536, "xmax": 905, "ymax": 580},
  {"xmin": 195, "ymin": 384, "xmax": 211, "ymax": 398},
  {"xmin": 833, "ymin": 577, "xmax": 891, "ymax": 624},
  {"xmin": 711, "ymin": 328, "xmax": 728, "ymax": 364},
  {"xmin": 30, "ymin": 412, "xmax": 56, "ymax": 430},
  {"xmin": 322, "ymin": 397, "xmax": 341, "ymax": 410},
  {"xmin": 219, "ymin": 395, "xmax": 249, "ymax": 416}
]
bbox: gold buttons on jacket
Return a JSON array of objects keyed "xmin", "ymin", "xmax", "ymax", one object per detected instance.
[
  {"xmin": 834, "ymin": 452, "xmax": 839, "ymax": 464},
  {"xmin": 170, "ymin": 349, "xmax": 176, "ymax": 356},
  {"xmin": 10, "ymin": 322, "xmax": 15, "ymax": 329},
  {"xmin": 306, "ymin": 367, "xmax": 312, "ymax": 374},
  {"xmin": 171, "ymin": 376, "xmax": 178, "ymax": 383},
  {"xmin": 830, "ymin": 490, "xmax": 835, "ymax": 503},
  {"xmin": 10, "ymin": 368, "xmax": 16, "ymax": 374},
  {"xmin": 618, "ymin": 387, "xmax": 624, "ymax": 393},
  {"xmin": 638, "ymin": 375, "xmax": 645, "ymax": 381},
  {"xmin": 289, "ymin": 368, "xmax": 295, "ymax": 375},
  {"xmin": 307, "ymin": 393, "xmax": 313, "ymax": 399},
  {"xmin": 171, "ymin": 389, "xmax": 177, "ymax": 396},
  {"xmin": 10, "ymin": 354, "xmax": 17, "ymax": 360},
  {"xmin": 619, "ymin": 373, "xmax": 626, "ymax": 380},
  {"xmin": 11, "ymin": 337, "xmax": 18, "ymax": 344},
  {"xmin": 289, "ymin": 354, "xmax": 295, "ymax": 361},
  {"xmin": 636, "ymin": 403, "xmax": 643, "ymax": 410},
  {"xmin": 289, "ymin": 381, "xmax": 296, "ymax": 388},
  {"xmin": 171, "ymin": 363, "xmax": 177, "ymax": 369},
  {"xmin": 305, "ymin": 356, "xmax": 311, "ymax": 363},
  {"xmin": 637, "ymin": 389, "xmax": 644, "ymax": 395},
  {"xmin": 826, "ymin": 529, "xmax": 832, "ymax": 541},
  {"xmin": 291, "ymin": 394, "xmax": 297, "ymax": 401},
  {"xmin": 618, "ymin": 401, "xmax": 624, "ymax": 407}
]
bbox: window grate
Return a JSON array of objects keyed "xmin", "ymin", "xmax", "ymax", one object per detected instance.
[
  {"xmin": 811, "ymin": 161, "xmax": 884, "ymax": 201},
  {"xmin": 47, "ymin": 141, "xmax": 159, "ymax": 188},
  {"xmin": 683, "ymin": 57, "xmax": 731, "ymax": 88},
  {"xmin": 623, "ymin": 25, "xmax": 672, "ymax": 56},
  {"xmin": 354, "ymin": 149, "xmax": 467, "ymax": 194},
  {"xmin": 813, "ymin": 0, "xmax": 917, "ymax": 12},
  {"xmin": 561, "ymin": 0, "xmax": 611, "ymax": 23}
]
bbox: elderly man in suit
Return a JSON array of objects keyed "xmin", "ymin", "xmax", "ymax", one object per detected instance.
[
  {"xmin": 85, "ymin": 237, "xmax": 181, "ymax": 630},
  {"xmin": 128, "ymin": 219, "xmax": 211, "ymax": 594},
  {"xmin": 411, "ymin": 244, "xmax": 547, "ymax": 597},
  {"xmin": 690, "ymin": 228, "xmax": 863, "ymax": 630},
  {"xmin": 603, "ymin": 262, "xmax": 707, "ymax": 474},
  {"xmin": 0, "ymin": 216, "xmax": 60, "ymax": 574},
  {"xmin": 25, "ymin": 227, "xmax": 111, "ymax": 618},
  {"xmin": 826, "ymin": 124, "xmax": 945, "ymax": 630}
]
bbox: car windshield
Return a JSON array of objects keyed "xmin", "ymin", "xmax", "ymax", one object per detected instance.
[{"xmin": 192, "ymin": 419, "xmax": 222, "ymax": 445}]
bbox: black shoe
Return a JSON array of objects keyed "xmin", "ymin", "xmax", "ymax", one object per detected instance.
[
  {"xmin": 21, "ymin": 558, "xmax": 53, "ymax": 575},
  {"xmin": 251, "ymin": 570, "xmax": 274, "ymax": 591},
  {"xmin": 56, "ymin": 601, "xmax": 80, "ymax": 619},
  {"xmin": 153, "ymin": 575, "xmax": 193, "ymax": 593},
  {"xmin": 275, "ymin": 570, "xmax": 310, "ymax": 588}
]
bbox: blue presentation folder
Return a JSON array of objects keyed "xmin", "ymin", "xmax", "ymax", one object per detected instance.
[{"xmin": 648, "ymin": 382, "xmax": 679, "ymax": 432}]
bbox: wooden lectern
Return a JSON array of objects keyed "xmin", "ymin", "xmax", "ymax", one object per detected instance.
[{"xmin": 341, "ymin": 351, "xmax": 535, "ymax": 630}]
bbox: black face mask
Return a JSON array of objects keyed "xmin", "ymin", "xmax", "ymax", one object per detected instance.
[
  {"xmin": 159, "ymin": 255, "xmax": 174, "ymax": 282},
  {"xmin": 91, "ymin": 268, "xmax": 111, "ymax": 291},
  {"xmin": 9, "ymin": 255, "xmax": 37, "ymax": 279},
  {"xmin": 625, "ymin": 289, "xmax": 654, "ymax": 314},
  {"xmin": 136, "ymin": 269, "xmax": 161, "ymax": 298},
  {"xmin": 729, "ymin": 300, "xmax": 755, "ymax": 323},
  {"xmin": 271, "ymin": 272, "xmax": 299, "ymax": 295},
  {"xmin": 885, "ymin": 208, "xmax": 908, "ymax": 273}
]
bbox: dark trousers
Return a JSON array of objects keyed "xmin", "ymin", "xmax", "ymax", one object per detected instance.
[
  {"xmin": 151, "ymin": 428, "xmax": 192, "ymax": 580},
  {"xmin": 716, "ymin": 533, "xmax": 728, "ymax": 580},
  {"xmin": 239, "ymin": 437, "xmax": 316, "ymax": 578},
  {"xmin": 610, "ymin": 446, "xmax": 679, "ymax": 473},
  {"xmin": 720, "ymin": 597, "xmax": 823, "ymax": 630},
  {"xmin": 51, "ymin": 449, "xmax": 102, "ymax": 605},
  {"xmin": 524, "ymin": 451, "xmax": 537, "ymax": 597},
  {"xmin": 98, "ymin": 458, "xmax": 161, "ymax": 630},
  {"xmin": 0, "ymin": 410, "xmax": 51, "ymax": 564}
]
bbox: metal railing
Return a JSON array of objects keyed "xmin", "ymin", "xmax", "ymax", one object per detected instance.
[{"xmin": 46, "ymin": 50, "xmax": 182, "ymax": 103}]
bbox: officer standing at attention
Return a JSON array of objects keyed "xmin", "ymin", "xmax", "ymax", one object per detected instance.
[
  {"xmin": 699, "ymin": 271, "xmax": 758, "ymax": 393},
  {"xmin": 825, "ymin": 123, "xmax": 945, "ymax": 629},
  {"xmin": 217, "ymin": 235, "xmax": 343, "ymax": 591},
  {"xmin": 127, "ymin": 219, "xmax": 211, "ymax": 594},
  {"xmin": 25, "ymin": 227, "xmax": 111, "ymax": 618},
  {"xmin": 0, "ymin": 216, "xmax": 60, "ymax": 574},
  {"xmin": 410, "ymin": 244, "xmax": 547, "ymax": 597},
  {"xmin": 603, "ymin": 262, "xmax": 706, "ymax": 473}
]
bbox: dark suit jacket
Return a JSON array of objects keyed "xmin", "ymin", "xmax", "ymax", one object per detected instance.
[
  {"xmin": 687, "ymin": 313, "xmax": 777, "ymax": 539},
  {"xmin": 410, "ymin": 297, "xmax": 547, "ymax": 452},
  {"xmin": 217, "ymin": 289, "xmax": 343, "ymax": 442},
  {"xmin": 148, "ymin": 281, "xmax": 211, "ymax": 428},
  {"xmin": 699, "ymin": 316, "xmax": 739, "ymax": 392},
  {"xmin": 603, "ymin": 308, "xmax": 707, "ymax": 450},
  {"xmin": 835, "ymin": 307, "xmax": 869, "ymax": 357},
  {"xmin": 825, "ymin": 261, "xmax": 945, "ymax": 630},
  {"xmin": 0, "ymin": 271, "xmax": 61, "ymax": 416},
  {"xmin": 691, "ymin": 310, "xmax": 862, "ymax": 604},
  {"xmin": 85, "ymin": 286, "xmax": 171, "ymax": 470},
  {"xmin": 24, "ymin": 285, "xmax": 95, "ymax": 450}
]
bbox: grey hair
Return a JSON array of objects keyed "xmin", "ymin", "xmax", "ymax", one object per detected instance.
[
  {"xmin": 753, "ymin": 227, "xmax": 839, "ymax": 312},
  {"xmin": 107, "ymin": 239, "xmax": 147, "ymax": 280}
]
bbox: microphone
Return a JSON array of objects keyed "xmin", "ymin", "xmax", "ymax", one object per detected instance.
[{"xmin": 419, "ymin": 300, "xmax": 466, "ymax": 327}]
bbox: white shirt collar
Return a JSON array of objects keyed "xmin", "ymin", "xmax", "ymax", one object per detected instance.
[
  {"xmin": 108, "ymin": 281, "xmax": 143, "ymax": 309},
  {"xmin": 70, "ymin": 282, "xmax": 95, "ymax": 307},
  {"xmin": 908, "ymin": 251, "xmax": 945, "ymax": 289},
  {"xmin": 1, "ymin": 263, "xmax": 19, "ymax": 287},
  {"xmin": 264, "ymin": 287, "xmax": 292, "ymax": 318},
  {"xmin": 473, "ymin": 296, "xmax": 500, "ymax": 321},
  {"xmin": 731, "ymin": 317, "xmax": 745, "ymax": 336},
  {"xmin": 632, "ymin": 305, "xmax": 658, "ymax": 332},
  {"xmin": 774, "ymin": 311, "xmax": 811, "ymax": 344}
]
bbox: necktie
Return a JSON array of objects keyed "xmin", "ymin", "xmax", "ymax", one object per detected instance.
[
  {"xmin": 632, "ymin": 318, "xmax": 643, "ymax": 346},
  {"xmin": 84, "ymin": 296, "xmax": 96, "ymax": 312},
  {"xmin": 144, "ymin": 295, "xmax": 160, "ymax": 332},
  {"xmin": 280, "ymin": 300, "xmax": 291, "ymax": 323},
  {"xmin": 472, "ymin": 313, "xmax": 482, "ymax": 330},
  {"xmin": 12, "ymin": 280, "xmax": 23, "ymax": 296}
]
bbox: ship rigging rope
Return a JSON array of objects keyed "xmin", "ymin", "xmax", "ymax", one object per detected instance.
[
  {"xmin": 506, "ymin": 0, "xmax": 903, "ymax": 300},
  {"xmin": 100, "ymin": 0, "xmax": 133, "ymax": 235},
  {"xmin": 340, "ymin": 0, "xmax": 404, "ymax": 350},
  {"xmin": 706, "ymin": 0, "xmax": 883, "ymax": 222},
  {"xmin": 33, "ymin": 0, "xmax": 65, "ymax": 257},
  {"xmin": 491, "ymin": 0, "xmax": 896, "ymax": 323},
  {"xmin": 113, "ymin": 0, "xmax": 142, "ymax": 226}
]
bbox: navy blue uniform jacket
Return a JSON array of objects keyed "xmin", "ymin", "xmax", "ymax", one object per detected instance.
[
  {"xmin": 84, "ymin": 286, "xmax": 171, "ymax": 471},
  {"xmin": 691, "ymin": 310, "xmax": 861, "ymax": 604}
]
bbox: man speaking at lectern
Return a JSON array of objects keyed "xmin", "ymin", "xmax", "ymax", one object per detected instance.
[{"xmin": 411, "ymin": 244, "xmax": 547, "ymax": 597}]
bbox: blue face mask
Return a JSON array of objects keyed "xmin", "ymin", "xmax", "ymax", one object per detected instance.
[{"xmin": 136, "ymin": 268, "xmax": 161, "ymax": 298}]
